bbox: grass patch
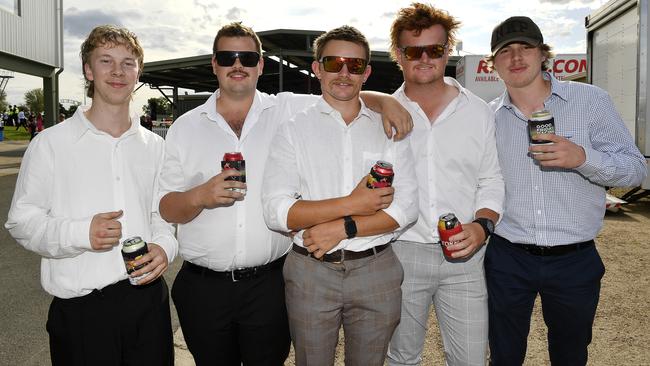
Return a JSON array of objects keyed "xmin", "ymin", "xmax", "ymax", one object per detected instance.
[{"xmin": 2, "ymin": 127, "xmax": 31, "ymax": 141}]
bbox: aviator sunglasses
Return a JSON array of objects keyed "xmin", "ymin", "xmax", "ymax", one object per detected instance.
[
  {"xmin": 400, "ymin": 43, "xmax": 448, "ymax": 61},
  {"xmin": 319, "ymin": 56, "xmax": 368, "ymax": 75},
  {"xmin": 214, "ymin": 51, "xmax": 261, "ymax": 67}
]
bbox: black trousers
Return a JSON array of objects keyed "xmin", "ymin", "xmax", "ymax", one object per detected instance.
[
  {"xmin": 46, "ymin": 278, "xmax": 173, "ymax": 366},
  {"xmin": 485, "ymin": 235, "xmax": 605, "ymax": 366},
  {"xmin": 172, "ymin": 260, "xmax": 290, "ymax": 366}
]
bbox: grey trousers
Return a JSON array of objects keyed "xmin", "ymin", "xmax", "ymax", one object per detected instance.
[
  {"xmin": 387, "ymin": 240, "xmax": 488, "ymax": 366},
  {"xmin": 283, "ymin": 245, "xmax": 404, "ymax": 366}
]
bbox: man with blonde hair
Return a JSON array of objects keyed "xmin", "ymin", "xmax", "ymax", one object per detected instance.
[
  {"xmin": 386, "ymin": 3, "xmax": 504, "ymax": 365},
  {"xmin": 5, "ymin": 25, "xmax": 177, "ymax": 365}
]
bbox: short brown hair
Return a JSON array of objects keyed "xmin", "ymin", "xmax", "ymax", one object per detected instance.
[
  {"xmin": 390, "ymin": 3, "xmax": 461, "ymax": 62},
  {"xmin": 80, "ymin": 25, "xmax": 144, "ymax": 98},
  {"xmin": 312, "ymin": 25, "xmax": 370, "ymax": 61},
  {"xmin": 213, "ymin": 22, "xmax": 262, "ymax": 55},
  {"xmin": 484, "ymin": 43, "xmax": 555, "ymax": 72}
]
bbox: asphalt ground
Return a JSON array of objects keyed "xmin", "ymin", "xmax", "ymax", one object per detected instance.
[{"xmin": 0, "ymin": 140, "xmax": 184, "ymax": 365}]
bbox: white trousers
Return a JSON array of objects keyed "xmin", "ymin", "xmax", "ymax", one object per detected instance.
[{"xmin": 387, "ymin": 240, "xmax": 488, "ymax": 366}]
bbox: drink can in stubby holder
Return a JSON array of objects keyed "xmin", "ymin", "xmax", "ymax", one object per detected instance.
[
  {"xmin": 221, "ymin": 152, "xmax": 246, "ymax": 193},
  {"xmin": 527, "ymin": 109, "xmax": 555, "ymax": 154},
  {"xmin": 438, "ymin": 213, "xmax": 463, "ymax": 258},
  {"xmin": 366, "ymin": 160, "xmax": 394, "ymax": 189},
  {"xmin": 121, "ymin": 236, "xmax": 150, "ymax": 285}
]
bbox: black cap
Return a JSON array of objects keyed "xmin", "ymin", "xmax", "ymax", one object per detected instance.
[{"xmin": 491, "ymin": 16, "xmax": 543, "ymax": 54}]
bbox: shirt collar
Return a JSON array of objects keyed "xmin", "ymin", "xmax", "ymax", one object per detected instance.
[
  {"xmin": 201, "ymin": 89, "xmax": 276, "ymax": 122},
  {"xmin": 394, "ymin": 76, "xmax": 469, "ymax": 104},
  {"xmin": 493, "ymin": 71, "xmax": 568, "ymax": 112},
  {"xmin": 70, "ymin": 105, "xmax": 140, "ymax": 141},
  {"xmin": 315, "ymin": 96, "xmax": 372, "ymax": 120}
]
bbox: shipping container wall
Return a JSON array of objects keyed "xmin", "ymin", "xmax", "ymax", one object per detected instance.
[{"xmin": 0, "ymin": 0, "xmax": 61, "ymax": 67}]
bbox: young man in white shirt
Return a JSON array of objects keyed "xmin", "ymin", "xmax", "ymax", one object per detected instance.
[
  {"xmin": 158, "ymin": 22, "xmax": 413, "ymax": 365},
  {"xmin": 385, "ymin": 4, "xmax": 505, "ymax": 365},
  {"xmin": 5, "ymin": 25, "xmax": 177, "ymax": 365},
  {"xmin": 262, "ymin": 25, "xmax": 418, "ymax": 365}
]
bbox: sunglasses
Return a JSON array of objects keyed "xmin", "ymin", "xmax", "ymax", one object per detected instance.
[
  {"xmin": 214, "ymin": 51, "xmax": 261, "ymax": 67},
  {"xmin": 319, "ymin": 56, "xmax": 368, "ymax": 75},
  {"xmin": 399, "ymin": 43, "xmax": 448, "ymax": 61}
]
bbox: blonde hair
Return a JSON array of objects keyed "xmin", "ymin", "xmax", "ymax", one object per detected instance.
[{"xmin": 80, "ymin": 25, "xmax": 144, "ymax": 98}]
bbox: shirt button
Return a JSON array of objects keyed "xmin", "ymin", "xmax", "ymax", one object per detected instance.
[
  {"xmin": 537, "ymin": 210, "xmax": 541, "ymax": 215},
  {"xmin": 116, "ymin": 176, "xmax": 120, "ymax": 181},
  {"xmin": 534, "ymin": 186, "xmax": 539, "ymax": 191},
  {"xmin": 238, "ymin": 224, "xmax": 243, "ymax": 228}
]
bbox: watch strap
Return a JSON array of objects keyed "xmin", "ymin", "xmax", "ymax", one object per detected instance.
[{"xmin": 343, "ymin": 215, "xmax": 357, "ymax": 239}]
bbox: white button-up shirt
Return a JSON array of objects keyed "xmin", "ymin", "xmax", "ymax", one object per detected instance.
[
  {"xmin": 158, "ymin": 90, "xmax": 315, "ymax": 271},
  {"xmin": 5, "ymin": 107, "xmax": 177, "ymax": 299},
  {"xmin": 262, "ymin": 98, "xmax": 418, "ymax": 253},
  {"xmin": 394, "ymin": 78, "xmax": 505, "ymax": 244}
]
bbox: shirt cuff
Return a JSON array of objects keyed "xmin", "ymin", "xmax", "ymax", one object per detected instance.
[
  {"xmin": 575, "ymin": 145, "xmax": 603, "ymax": 178},
  {"xmin": 69, "ymin": 218, "xmax": 93, "ymax": 251},
  {"xmin": 277, "ymin": 198, "xmax": 299, "ymax": 233},
  {"xmin": 150, "ymin": 234, "xmax": 177, "ymax": 264}
]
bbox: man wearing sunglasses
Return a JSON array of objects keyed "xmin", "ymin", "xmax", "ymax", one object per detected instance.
[
  {"xmin": 262, "ymin": 26, "xmax": 418, "ymax": 365},
  {"xmin": 386, "ymin": 4, "xmax": 505, "ymax": 365},
  {"xmin": 484, "ymin": 16, "xmax": 646, "ymax": 365},
  {"xmin": 158, "ymin": 22, "xmax": 414, "ymax": 365}
]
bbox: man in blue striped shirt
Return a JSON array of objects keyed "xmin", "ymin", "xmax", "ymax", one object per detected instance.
[{"xmin": 484, "ymin": 16, "xmax": 647, "ymax": 366}]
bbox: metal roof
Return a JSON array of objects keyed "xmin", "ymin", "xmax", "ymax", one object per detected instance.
[{"xmin": 139, "ymin": 29, "xmax": 459, "ymax": 97}]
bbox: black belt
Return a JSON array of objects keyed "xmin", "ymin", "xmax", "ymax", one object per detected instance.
[
  {"xmin": 291, "ymin": 243, "xmax": 389, "ymax": 263},
  {"xmin": 495, "ymin": 234, "xmax": 594, "ymax": 257},
  {"xmin": 183, "ymin": 255, "xmax": 286, "ymax": 282}
]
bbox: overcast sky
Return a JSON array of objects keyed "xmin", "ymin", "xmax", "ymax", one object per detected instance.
[{"xmin": 3, "ymin": 0, "xmax": 609, "ymax": 113}]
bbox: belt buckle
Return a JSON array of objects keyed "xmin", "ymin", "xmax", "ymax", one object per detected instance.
[{"xmin": 331, "ymin": 250, "xmax": 344, "ymax": 264}]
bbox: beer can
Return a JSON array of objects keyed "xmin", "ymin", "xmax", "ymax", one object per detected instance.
[
  {"xmin": 121, "ymin": 236, "xmax": 151, "ymax": 285},
  {"xmin": 221, "ymin": 152, "xmax": 246, "ymax": 193},
  {"xmin": 366, "ymin": 160, "xmax": 394, "ymax": 189},
  {"xmin": 527, "ymin": 109, "xmax": 555, "ymax": 154},
  {"xmin": 438, "ymin": 213, "xmax": 463, "ymax": 258}
]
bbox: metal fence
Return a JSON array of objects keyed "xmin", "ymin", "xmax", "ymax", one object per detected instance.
[{"xmin": 152, "ymin": 126, "xmax": 170, "ymax": 139}]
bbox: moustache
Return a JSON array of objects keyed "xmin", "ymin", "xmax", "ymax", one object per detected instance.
[{"xmin": 227, "ymin": 69, "xmax": 249, "ymax": 77}]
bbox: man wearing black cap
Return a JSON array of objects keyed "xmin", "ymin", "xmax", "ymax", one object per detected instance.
[{"xmin": 484, "ymin": 16, "xmax": 647, "ymax": 365}]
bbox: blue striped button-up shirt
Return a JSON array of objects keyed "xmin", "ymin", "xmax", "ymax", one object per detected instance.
[{"xmin": 490, "ymin": 72, "xmax": 647, "ymax": 246}]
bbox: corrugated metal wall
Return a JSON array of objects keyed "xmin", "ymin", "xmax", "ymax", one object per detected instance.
[{"xmin": 0, "ymin": 0, "xmax": 61, "ymax": 67}]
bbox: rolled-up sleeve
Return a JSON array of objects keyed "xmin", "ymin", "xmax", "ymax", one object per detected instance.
[
  {"xmin": 382, "ymin": 138, "xmax": 418, "ymax": 229},
  {"xmin": 262, "ymin": 122, "xmax": 300, "ymax": 233}
]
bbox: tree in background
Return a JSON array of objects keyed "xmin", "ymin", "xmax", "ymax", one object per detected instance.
[
  {"xmin": 0, "ymin": 90, "xmax": 8, "ymax": 112},
  {"xmin": 24, "ymin": 88, "xmax": 44, "ymax": 113},
  {"xmin": 142, "ymin": 97, "xmax": 172, "ymax": 120}
]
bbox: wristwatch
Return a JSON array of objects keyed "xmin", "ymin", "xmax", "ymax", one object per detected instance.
[
  {"xmin": 343, "ymin": 216, "xmax": 357, "ymax": 239},
  {"xmin": 473, "ymin": 218, "xmax": 495, "ymax": 241}
]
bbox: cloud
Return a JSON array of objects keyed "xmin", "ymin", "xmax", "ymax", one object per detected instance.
[
  {"xmin": 226, "ymin": 7, "xmax": 245, "ymax": 21},
  {"xmin": 64, "ymin": 9, "xmax": 137, "ymax": 38}
]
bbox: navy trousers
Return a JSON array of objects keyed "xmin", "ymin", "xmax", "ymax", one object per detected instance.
[{"xmin": 485, "ymin": 234, "xmax": 605, "ymax": 366}]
